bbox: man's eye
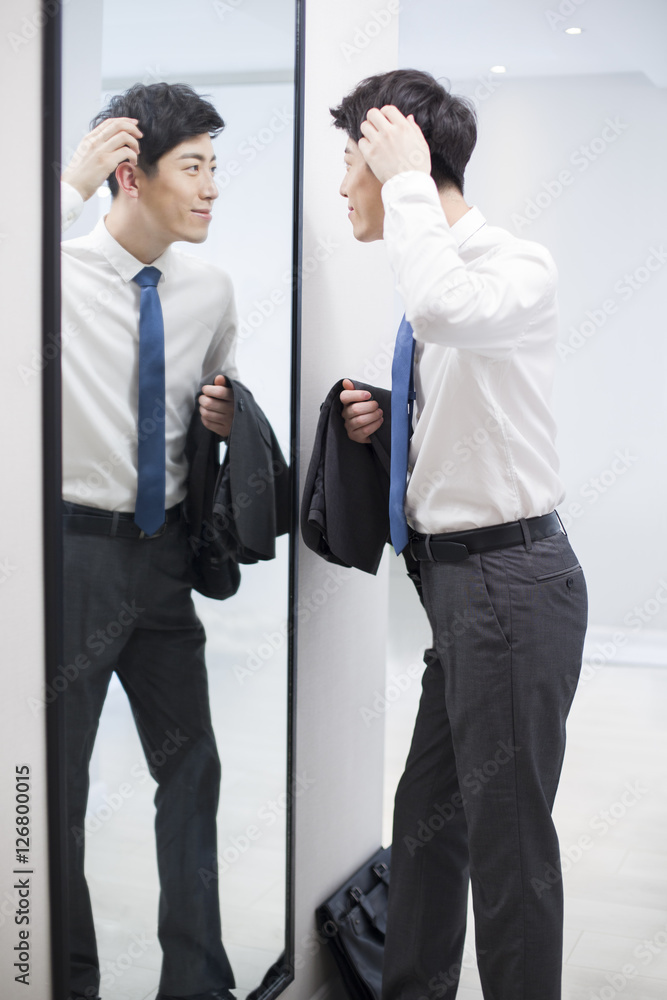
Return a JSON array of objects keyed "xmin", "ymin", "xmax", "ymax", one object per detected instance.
[{"xmin": 187, "ymin": 164, "xmax": 199, "ymax": 172}]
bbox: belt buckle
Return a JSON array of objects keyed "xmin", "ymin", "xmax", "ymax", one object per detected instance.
[
  {"xmin": 439, "ymin": 541, "xmax": 470, "ymax": 562},
  {"xmin": 138, "ymin": 521, "xmax": 167, "ymax": 540},
  {"xmin": 408, "ymin": 532, "xmax": 422, "ymax": 562}
]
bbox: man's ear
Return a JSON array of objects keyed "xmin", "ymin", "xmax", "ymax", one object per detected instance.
[{"xmin": 115, "ymin": 162, "xmax": 142, "ymax": 199}]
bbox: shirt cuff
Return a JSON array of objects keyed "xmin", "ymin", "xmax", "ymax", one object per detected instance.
[
  {"xmin": 381, "ymin": 171, "xmax": 445, "ymax": 213},
  {"xmin": 61, "ymin": 181, "xmax": 84, "ymax": 232}
]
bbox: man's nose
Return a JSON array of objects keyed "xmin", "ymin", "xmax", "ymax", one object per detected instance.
[
  {"xmin": 203, "ymin": 172, "xmax": 219, "ymax": 200},
  {"xmin": 339, "ymin": 176, "xmax": 348, "ymax": 198}
]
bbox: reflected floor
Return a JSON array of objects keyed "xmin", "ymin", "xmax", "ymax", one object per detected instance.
[
  {"xmin": 384, "ymin": 556, "xmax": 667, "ymax": 1000},
  {"xmin": 84, "ymin": 551, "xmax": 289, "ymax": 1000}
]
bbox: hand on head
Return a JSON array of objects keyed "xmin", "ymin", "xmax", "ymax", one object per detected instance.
[
  {"xmin": 62, "ymin": 117, "xmax": 143, "ymax": 202},
  {"xmin": 358, "ymin": 106, "xmax": 431, "ymax": 186}
]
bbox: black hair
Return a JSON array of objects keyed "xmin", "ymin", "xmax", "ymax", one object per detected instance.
[
  {"xmin": 90, "ymin": 82, "xmax": 225, "ymax": 197},
  {"xmin": 330, "ymin": 69, "xmax": 477, "ymax": 193}
]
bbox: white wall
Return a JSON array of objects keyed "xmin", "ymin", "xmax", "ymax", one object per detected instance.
[
  {"xmin": 285, "ymin": 1, "xmax": 399, "ymax": 997},
  {"xmin": 0, "ymin": 1, "xmax": 52, "ymax": 996},
  {"xmin": 394, "ymin": 8, "xmax": 667, "ymax": 652},
  {"xmin": 450, "ymin": 71, "xmax": 667, "ymax": 644}
]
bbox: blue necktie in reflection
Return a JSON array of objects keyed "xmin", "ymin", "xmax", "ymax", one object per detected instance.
[
  {"xmin": 132, "ymin": 266, "xmax": 166, "ymax": 536},
  {"xmin": 389, "ymin": 314, "xmax": 416, "ymax": 555}
]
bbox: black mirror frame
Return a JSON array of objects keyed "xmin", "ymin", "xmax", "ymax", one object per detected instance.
[{"xmin": 41, "ymin": 1, "xmax": 305, "ymax": 996}]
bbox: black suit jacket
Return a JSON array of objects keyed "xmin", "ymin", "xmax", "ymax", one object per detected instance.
[
  {"xmin": 301, "ymin": 380, "xmax": 392, "ymax": 575},
  {"xmin": 184, "ymin": 377, "xmax": 290, "ymax": 600}
]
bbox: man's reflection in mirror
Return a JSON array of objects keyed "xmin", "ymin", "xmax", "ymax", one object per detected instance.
[{"xmin": 60, "ymin": 83, "xmax": 238, "ymax": 1000}]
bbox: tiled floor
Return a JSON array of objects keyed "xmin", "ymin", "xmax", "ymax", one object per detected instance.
[{"xmin": 383, "ymin": 557, "xmax": 667, "ymax": 999}]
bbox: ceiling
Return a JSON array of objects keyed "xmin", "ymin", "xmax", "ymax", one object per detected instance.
[
  {"xmin": 101, "ymin": 0, "xmax": 296, "ymax": 81},
  {"xmin": 400, "ymin": 0, "xmax": 667, "ymax": 88},
  {"xmin": 100, "ymin": 0, "xmax": 667, "ymax": 87}
]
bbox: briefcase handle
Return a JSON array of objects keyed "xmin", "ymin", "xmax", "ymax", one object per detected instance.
[
  {"xmin": 348, "ymin": 863, "xmax": 390, "ymax": 934},
  {"xmin": 372, "ymin": 861, "xmax": 390, "ymax": 886}
]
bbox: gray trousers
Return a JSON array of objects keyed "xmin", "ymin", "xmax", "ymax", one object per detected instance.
[
  {"xmin": 62, "ymin": 509, "xmax": 234, "ymax": 998},
  {"xmin": 382, "ymin": 530, "xmax": 588, "ymax": 1000}
]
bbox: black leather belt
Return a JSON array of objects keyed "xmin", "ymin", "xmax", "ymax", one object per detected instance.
[
  {"xmin": 408, "ymin": 511, "xmax": 562, "ymax": 562},
  {"xmin": 62, "ymin": 502, "xmax": 182, "ymax": 539}
]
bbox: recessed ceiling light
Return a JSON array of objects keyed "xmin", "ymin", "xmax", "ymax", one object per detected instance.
[
  {"xmin": 97, "ymin": 186, "xmax": 111, "ymax": 199},
  {"xmin": 565, "ymin": 27, "xmax": 583, "ymax": 34},
  {"xmin": 490, "ymin": 65, "xmax": 506, "ymax": 74}
]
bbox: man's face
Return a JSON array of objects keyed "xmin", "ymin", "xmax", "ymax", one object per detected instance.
[
  {"xmin": 135, "ymin": 133, "xmax": 219, "ymax": 244},
  {"xmin": 339, "ymin": 138, "xmax": 385, "ymax": 242}
]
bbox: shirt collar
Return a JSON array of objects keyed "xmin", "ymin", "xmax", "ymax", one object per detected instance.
[
  {"xmin": 90, "ymin": 216, "xmax": 174, "ymax": 283},
  {"xmin": 449, "ymin": 205, "xmax": 487, "ymax": 250}
]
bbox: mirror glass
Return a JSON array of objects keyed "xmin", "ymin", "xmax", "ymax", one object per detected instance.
[
  {"xmin": 383, "ymin": 2, "xmax": 667, "ymax": 996},
  {"xmin": 60, "ymin": 2, "xmax": 296, "ymax": 998}
]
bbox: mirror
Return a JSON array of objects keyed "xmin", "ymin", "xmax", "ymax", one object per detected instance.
[{"xmin": 56, "ymin": 1, "xmax": 298, "ymax": 998}]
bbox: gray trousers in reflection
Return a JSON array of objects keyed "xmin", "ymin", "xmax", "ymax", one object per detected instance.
[
  {"xmin": 62, "ymin": 511, "xmax": 234, "ymax": 999},
  {"xmin": 382, "ymin": 531, "xmax": 588, "ymax": 1000}
]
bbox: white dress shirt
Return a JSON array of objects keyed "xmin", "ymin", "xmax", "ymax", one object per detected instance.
[
  {"xmin": 381, "ymin": 171, "xmax": 565, "ymax": 534},
  {"xmin": 61, "ymin": 182, "xmax": 238, "ymax": 511},
  {"xmin": 61, "ymin": 181, "xmax": 84, "ymax": 231}
]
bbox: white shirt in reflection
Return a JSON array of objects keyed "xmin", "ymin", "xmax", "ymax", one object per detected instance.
[
  {"xmin": 60, "ymin": 181, "xmax": 239, "ymax": 512},
  {"xmin": 381, "ymin": 171, "xmax": 565, "ymax": 534}
]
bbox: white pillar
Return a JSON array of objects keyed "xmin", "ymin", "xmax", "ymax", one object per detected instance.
[{"xmin": 288, "ymin": 1, "xmax": 398, "ymax": 997}]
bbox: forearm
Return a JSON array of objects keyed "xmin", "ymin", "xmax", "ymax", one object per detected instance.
[{"xmin": 382, "ymin": 172, "xmax": 555, "ymax": 355}]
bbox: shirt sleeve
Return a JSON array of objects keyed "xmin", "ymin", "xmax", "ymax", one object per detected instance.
[
  {"xmin": 381, "ymin": 172, "xmax": 556, "ymax": 357},
  {"xmin": 61, "ymin": 181, "xmax": 84, "ymax": 232},
  {"xmin": 201, "ymin": 270, "xmax": 240, "ymax": 383}
]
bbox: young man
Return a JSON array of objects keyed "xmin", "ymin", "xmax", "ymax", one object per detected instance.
[
  {"xmin": 332, "ymin": 70, "xmax": 588, "ymax": 1000},
  {"xmin": 61, "ymin": 83, "xmax": 237, "ymax": 1000}
]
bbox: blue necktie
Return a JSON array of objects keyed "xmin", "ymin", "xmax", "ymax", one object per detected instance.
[
  {"xmin": 389, "ymin": 315, "xmax": 416, "ymax": 554},
  {"xmin": 132, "ymin": 266, "xmax": 166, "ymax": 536}
]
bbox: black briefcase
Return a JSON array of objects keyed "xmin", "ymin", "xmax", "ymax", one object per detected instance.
[{"xmin": 316, "ymin": 846, "xmax": 391, "ymax": 1000}]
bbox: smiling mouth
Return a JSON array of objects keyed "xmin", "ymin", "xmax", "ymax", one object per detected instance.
[{"xmin": 191, "ymin": 210, "xmax": 212, "ymax": 219}]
